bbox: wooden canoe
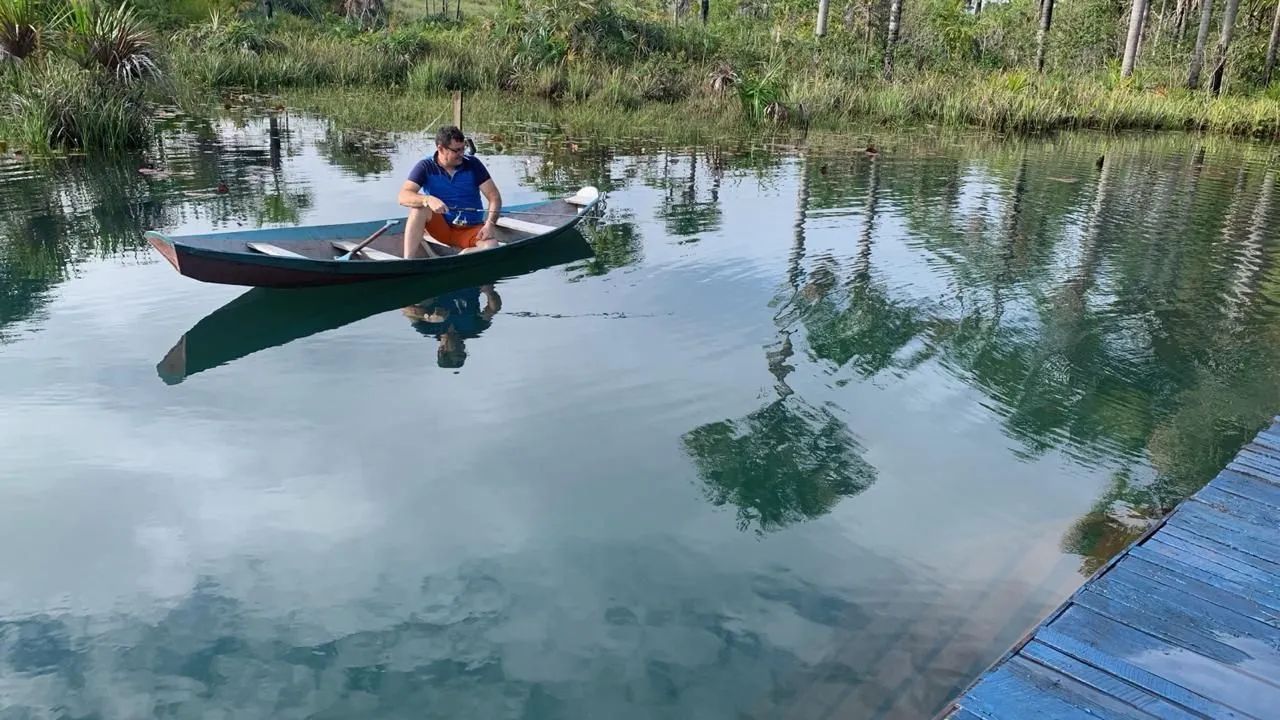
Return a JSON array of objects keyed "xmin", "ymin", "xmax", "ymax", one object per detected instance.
[
  {"xmin": 156, "ymin": 229, "xmax": 595, "ymax": 384},
  {"xmin": 145, "ymin": 186, "xmax": 601, "ymax": 288}
]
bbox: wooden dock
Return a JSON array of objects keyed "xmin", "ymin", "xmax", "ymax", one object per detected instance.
[{"xmin": 937, "ymin": 418, "xmax": 1280, "ymax": 720}]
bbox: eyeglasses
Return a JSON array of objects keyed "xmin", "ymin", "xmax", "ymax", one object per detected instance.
[{"xmin": 440, "ymin": 143, "xmax": 467, "ymax": 154}]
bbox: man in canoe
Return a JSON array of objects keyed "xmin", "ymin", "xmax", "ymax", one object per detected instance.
[{"xmin": 398, "ymin": 125, "xmax": 503, "ymax": 258}]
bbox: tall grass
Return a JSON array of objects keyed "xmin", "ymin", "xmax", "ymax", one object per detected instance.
[
  {"xmin": 2, "ymin": 56, "xmax": 150, "ymax": 150},
  {"xmin": 170, "ymin": 32, "xmax": 413, "ymax": 89},
  {"xmin": 285, "ymin": 69, "xmax": 1280, "ymax": 141},
  {"xmin": 0, "ymin": 0, "xmax": 157, "ymax": 151}
]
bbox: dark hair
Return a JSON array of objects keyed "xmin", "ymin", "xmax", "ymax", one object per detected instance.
[
  {"xmin": 435, "ymin": 125, "xmax": 465, "ymax": 146},
  {"xmin": 438, "ymin": 343, "xmax": 467, "ymax": 369}
]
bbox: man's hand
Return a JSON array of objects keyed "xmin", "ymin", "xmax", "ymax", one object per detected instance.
[
  {"xmin": 481, "ymin": 284, "xmax": 502, "ymax": 319},
  {"xmin": 424, "ymin": 195, "xmax": 449, "ymax": 214},
  {"xmin": 476, "ymin": 220, "xmax": 497, "ymax": 243}
]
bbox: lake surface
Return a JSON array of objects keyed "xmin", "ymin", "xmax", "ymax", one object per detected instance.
[{"xmin": 1, "ymin": 116, "xmax": 1278, "ymax": 719}]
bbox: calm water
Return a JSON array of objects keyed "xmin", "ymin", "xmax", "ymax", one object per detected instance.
[{"xmin": 2, "ymin": 116, "xmax": 1279, "ymax": 719}]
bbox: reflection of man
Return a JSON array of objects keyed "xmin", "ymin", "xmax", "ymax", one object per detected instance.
[
  {"xmin": 402, "ymin": 285, "xmax": 501, "ymax": 368},
  {"xmin": 398, "ymin": 125, "xmax": 503, "ymax": 258}
]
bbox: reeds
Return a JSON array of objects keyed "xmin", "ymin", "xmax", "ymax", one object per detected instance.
[{"xmin": 1, "ymin": 0, "xmax": 157, "ymax": 151}]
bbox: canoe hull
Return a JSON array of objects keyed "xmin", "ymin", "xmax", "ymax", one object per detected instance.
[
  {"xmin": 146, "ymin": 189, "xmax": 600, "ymax": 288},
  {"xmin": 148, "ymin": 228, "xmax": 579, "ymax": 288}
]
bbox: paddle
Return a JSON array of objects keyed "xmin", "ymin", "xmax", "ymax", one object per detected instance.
[{"xmin": 336, "ymin": 219, "xmax": 399, "ymax": 261}]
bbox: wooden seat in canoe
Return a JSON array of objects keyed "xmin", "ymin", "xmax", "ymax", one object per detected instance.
[
  {"xmin": 418, "ymin": 237, "xmax": 461, "ymax": 256},
  {"xmin": 330, "ymin": 240, "xmax": 401, "ymax": 261},
  {"xmin": 247, "ymin": 242, "xmax": 307, "ymax": 258},
  {"xmin": 496, "ymin": 217, "xmax": 557, "ymax": 235}
]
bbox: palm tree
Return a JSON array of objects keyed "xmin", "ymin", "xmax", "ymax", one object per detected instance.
[
  {"xmin": 1264, "ymin": 0, "xmax": 1280, "ymax": 85},
  {"xmin": 1121, "ymin": 0, "xmax": 1150, "ymax": 77},
  {"xmin": 1208, "ymin": 0, "xmax": 1241, "ymax": 95},
  {"xmin": 1035, "ymin": 0, "xmax": 1056, "ymax": 73},
  {"xmin": 1187, "ymin": 0, "xmax": 1215, "ymax": 88},
  {"xmin": 883, "ymin": 0, "xmax": 903, "ymax": 81}
]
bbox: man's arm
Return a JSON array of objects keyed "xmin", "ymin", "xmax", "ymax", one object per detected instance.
[
  {"xmin": 479, "ymin": 178, "xmax": 501, "ymax": 228},
  {"xmin": 398, "ymin": 180, "xmax": 447, "ymax": 213},
  {"xmin": 480, "ymin": 284, "xmax": 502, "ymax": 321}
]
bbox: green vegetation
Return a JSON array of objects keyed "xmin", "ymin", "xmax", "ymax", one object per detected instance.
[
  {"xmin": 1, "ymin": 0, "xmax": 157, "ymax": 150},
  {"xmin": 3, "ymin": 0, "xmax": 1280, "ymax": 151}
]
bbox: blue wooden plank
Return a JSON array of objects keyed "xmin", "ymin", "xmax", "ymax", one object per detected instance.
[
  {"xmin": 1218, "ymin": 468, "xmax": 1280, "ymax": 507},
  {"xmin": 1244, "ymin": 439, "xmax": 1280, "ymax": 461},
  {"xmin": 1147, "ymin": 534, "xmax": 1280, "ymax": 588},
  {"xmin": 1087, "ymin": 573, "xmax": 1280, "ymax": 672},
  {"xmin": 1238, "ymin": 444, "xmax": 1280, "ymax": 470},
  {"xmin": 1249, "ymin": 435, "xmax": 1280, "ymax": 458},
  {"xmin": 1034, "ymin": 627, "xmax": 1248, "ymax": 720},
  {"xmin": 1047, "ymin": 606, "xmax": 1277, "ymax": 718},
  {"xmin": 1129, "ymin": 546, "xmax": 1280, "ymax": 614},
  {"xmin": 959, "ymin": 667, "xmax": 1095, "ymax": 720},
  {"xmin": 1073, "ymin": 587, "xmax": 1258, "ymax": 668},
  {"xmin": 1171, "ymin": 502, "xmax": 1280, "ymax": 563},
  {"xmin": 1192, "ymin": 486, "xmax": 1280, "ymax": 532},
  {"xmin": 1230, "ymin": 455, "xmax": 1280, "ymax": 487},
  {"xmin": 963, "ymin": 656, "xmax": 1154, "ymax": 720},
  {"xmin": 1257, "ymin": 426, "xmax": 1280, "ymax": 446},
  {"xmin": 1110, "ymin": 560, "xmax": 1280, "ymax": 629},
  {"xmin": 946, "ymin": 710, "xmax": 985, "ymax": 720},
  {"xmin": 1020, "ymin": 640, "xmax": 1204, "ymax": 720},
  {"xmin": 1159, "ymin": 523, "xmax": 1280, "ymax": 577}
]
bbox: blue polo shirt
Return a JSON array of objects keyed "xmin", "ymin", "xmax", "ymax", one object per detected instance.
[{"xmin": 407, "ymin": 154, "xmax": 491, "ymax": 226}]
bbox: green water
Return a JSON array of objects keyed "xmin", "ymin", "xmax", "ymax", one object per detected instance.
[{"xmin": 1, "ymin": 117, "xmax": 1278, "ymax": 719}]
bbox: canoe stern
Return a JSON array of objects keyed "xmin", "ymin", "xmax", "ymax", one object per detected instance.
[{"xmin": 145, "ymin": 231, "xmax": 181, "ymax": 272}]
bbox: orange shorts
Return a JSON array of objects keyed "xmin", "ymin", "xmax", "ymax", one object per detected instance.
[{"xmin": 427, "ymin": 213, "xmax": 485, "ymax": 250}]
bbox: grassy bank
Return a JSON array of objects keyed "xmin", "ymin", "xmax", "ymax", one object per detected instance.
[
  {"xmin": 283, "ymin": 75, "xmax": 1280, "ymax": 141},
  {"xmin": 4, "ymin": 0, "xmax": 1280, "ymax": 153}
]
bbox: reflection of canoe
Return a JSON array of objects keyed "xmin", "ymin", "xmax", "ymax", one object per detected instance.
[
  {"xmin": 156, "ymin": 230, "xmax": 594, "ymax": 384},
  {"xmin": 145, "ymin": 187, "xmax": 600, "ymax": 288}
]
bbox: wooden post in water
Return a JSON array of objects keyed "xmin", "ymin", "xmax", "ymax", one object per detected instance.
[{"xmin": 452, "ymin": 91, "xmax": 463, "ymax": 130}]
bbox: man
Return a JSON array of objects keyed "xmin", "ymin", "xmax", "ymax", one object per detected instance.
[{"xmin": 398, "ymin": 126, "xmax": 502, "ymax": 258}]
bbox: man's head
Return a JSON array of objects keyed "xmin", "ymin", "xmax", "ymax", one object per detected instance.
[
  {"xmin": 434, "ymin": 125, "xmax": 467, "ymax": 169},
  {"xmin": 437, "ymin": 330, "xmax": 467, "ymax": 369}
]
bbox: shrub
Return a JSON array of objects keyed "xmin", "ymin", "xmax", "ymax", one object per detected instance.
[
  {"xmin": 0, "ymin": 0, "xmax": 57, "ymax": 61},
  {"xmin": 3, "ymin": 55, "xmax": 150, "ymax": 149},
  {"xmin": 64, "ymin": 0, "xmax": 160, "ymax": 83}
]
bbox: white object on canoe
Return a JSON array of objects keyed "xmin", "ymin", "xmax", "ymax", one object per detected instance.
[
  {"xmin": 247, "ymin": 242, "xmax": 306, "ymax": 258},
  {"xmin": 565, "ymin": 186, "xmax": 600, "ymax": 207},
  {"xmin": 496, "ymin": 216, "xmax": 557, "ymax": 235}
]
